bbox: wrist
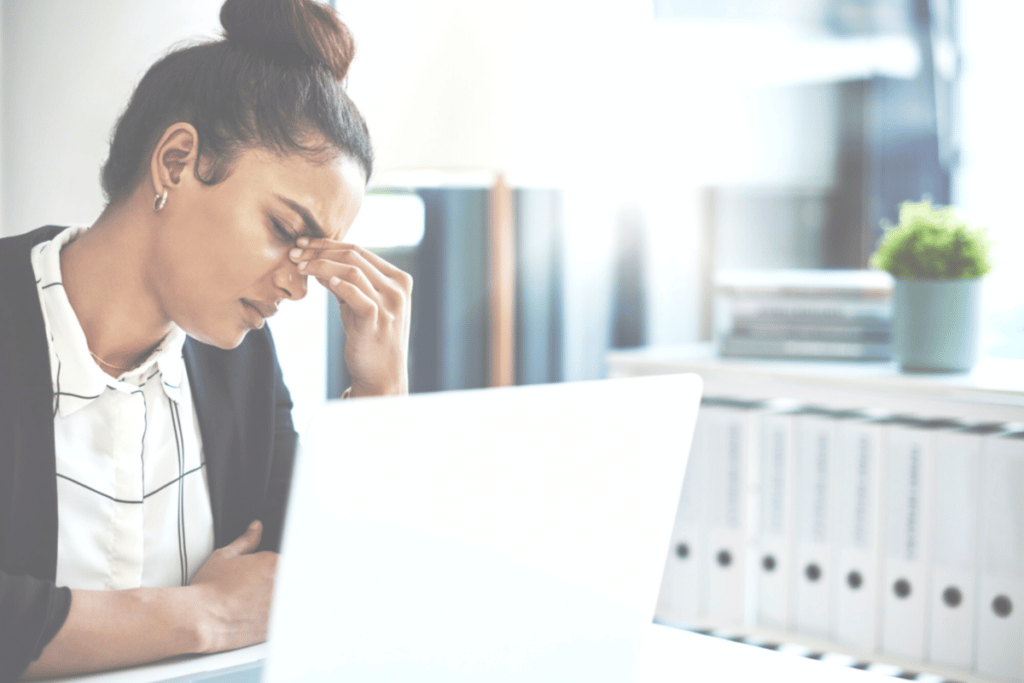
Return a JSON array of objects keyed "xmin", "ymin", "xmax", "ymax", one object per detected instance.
[
  {"xmin": 155, "ymin": 585, "xmax": 210, "ymax": 655},
  {"xmin": 349, "ymin": 377, "xmax": 408, "ymax": 398}
]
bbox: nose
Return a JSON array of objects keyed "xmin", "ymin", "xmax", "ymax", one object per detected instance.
[{"xmin": 275, "ymin": 260, "xmax": 308, "ymax": 301}]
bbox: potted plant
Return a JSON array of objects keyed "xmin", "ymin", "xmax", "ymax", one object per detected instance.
[{"xmin": 870, "ymin": 199, "xmax": 992, "ymax": 372}]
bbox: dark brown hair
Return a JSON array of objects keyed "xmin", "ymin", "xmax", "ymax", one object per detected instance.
[{"xmin": 101, "ymin": 0, "xmax": 373, "ymax": 206}]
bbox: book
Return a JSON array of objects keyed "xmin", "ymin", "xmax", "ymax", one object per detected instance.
[
  {"xmin": 715, "ymin": 269, "xmax": 894, "ymax": 300},
  {"xmin": 720, "ymin": 337, "xmax": 892, "ymax": 361},
  {"xmin": 723, "ymin": 297, "xmax": 891, "ymax": 324},
  {"xmin": 730, "ymin": 323, "xmax": 890, "ymax": 344}
]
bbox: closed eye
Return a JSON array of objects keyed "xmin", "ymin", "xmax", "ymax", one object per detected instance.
[{"xmin": 270, "ymin": 216, "xmax": 295, "ymax": 242}]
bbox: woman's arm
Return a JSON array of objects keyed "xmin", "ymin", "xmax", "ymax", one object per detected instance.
[{"xmin": 23, "ymin": 521, "xmax": 275, "ymax": 680}]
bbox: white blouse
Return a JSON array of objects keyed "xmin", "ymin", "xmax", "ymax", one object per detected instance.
[{"xmin": 31, "ymin": 226, "xmax": 214, "ymax": 590}]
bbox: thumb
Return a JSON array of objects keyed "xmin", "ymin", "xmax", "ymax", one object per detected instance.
[{"xmin": 221, "ymin": 520, "xmax": 263, "ymax": 558}]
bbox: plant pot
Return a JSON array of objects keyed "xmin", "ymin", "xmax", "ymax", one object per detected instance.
[{"xmin": 893, "ymin": 277, "xmax": 983, "ymax": 373}]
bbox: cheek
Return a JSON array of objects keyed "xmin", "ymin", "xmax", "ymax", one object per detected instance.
[{"xmin": 207, "ymin": 234, "xmax": 288, "ymax": 295}]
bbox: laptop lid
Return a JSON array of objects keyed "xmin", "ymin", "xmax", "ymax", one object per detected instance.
[{"xmin": 264, "ymin": 374, "xmax": 703, "ymax": 683}]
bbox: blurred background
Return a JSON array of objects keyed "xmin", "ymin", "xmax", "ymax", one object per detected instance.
[{"xmin": 1, "ymin": 0, "xmax": 1020, "ymax": 429}]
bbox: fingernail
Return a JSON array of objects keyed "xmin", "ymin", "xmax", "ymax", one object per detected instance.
[
  {"xmin": 289, "ymin": 248, "xmax": 303, "ymax": 260},
  {"xmin": 250, "ymin": 520, "xmax": 261, "ymax": 531},
  {"xmin": 297, "ymin": 237, "xmax": 309, "ymax": 247},
  {"xmin": 298, "ymin": 261, "xmax": 308, "ymax": 271},
  {"xmin": 330, "ymin": 276, "xmax": 341, "ymax": 287}
]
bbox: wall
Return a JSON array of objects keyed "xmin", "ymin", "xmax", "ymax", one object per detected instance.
[{"xmin": 0, "ymin": 1, "xmax": 223, "ymax": 236}]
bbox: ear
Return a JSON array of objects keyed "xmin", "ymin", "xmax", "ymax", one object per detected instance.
[{"xmin": 150, "ymin": 123, "xmax": 199, "ymax": 199}]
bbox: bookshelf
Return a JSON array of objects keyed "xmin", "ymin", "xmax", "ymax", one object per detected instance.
[{"xmin": 607, "ymin": 344, "xmax": 1024, "ymax": 683}]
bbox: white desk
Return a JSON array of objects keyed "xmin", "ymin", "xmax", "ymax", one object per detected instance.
[{"xmin": 40, "ymin": 624, "xmax": 889, "ymax": 683}]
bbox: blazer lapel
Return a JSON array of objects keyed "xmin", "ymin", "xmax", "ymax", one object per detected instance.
[{"xmin": 182, "ymin": 340, "xmax": 240, "ymax": 550}]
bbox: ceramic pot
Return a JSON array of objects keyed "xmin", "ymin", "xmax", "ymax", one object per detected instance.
[{"xmin": 892, "ymin": 277, "xmax": 982, "ymax": 373}]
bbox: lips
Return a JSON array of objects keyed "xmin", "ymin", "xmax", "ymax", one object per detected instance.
[
  {"xmin": 244, "ymin": 299, "xmax": 279, "ymax": 319},
  {"xmin": 241, "ymin": 299, "xmax": 279, "ymax": 329}
]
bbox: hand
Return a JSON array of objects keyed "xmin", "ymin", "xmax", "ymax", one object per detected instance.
[
  {"xmin": 188, "ymin": 520, "xmax": 278, "ymax": 654},
  {"xmin": 290, "ymin": 237, "xmax": 412, "ymax": 397}
]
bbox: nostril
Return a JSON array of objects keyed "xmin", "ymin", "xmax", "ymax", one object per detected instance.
[{"xmin": 277, "ymin": 264, "xmax": 308, "ymax": 301}]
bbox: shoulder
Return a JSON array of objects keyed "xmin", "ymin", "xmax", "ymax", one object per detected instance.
[
  {"xmin": 0, "ymin": 226, "xmax": 66, "ymax": 341},
  {"xmin": 0, "ymin": 226, "xmax": 67, "ymax": 301},
  {"xmin": 0, "ymin": 226, "xmax": 66, "ymax": 265}
]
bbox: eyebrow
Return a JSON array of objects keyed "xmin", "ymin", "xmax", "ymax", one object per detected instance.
[{"xmin": 275, "ymin": 194, "xmax": 327, "ymax": 239}]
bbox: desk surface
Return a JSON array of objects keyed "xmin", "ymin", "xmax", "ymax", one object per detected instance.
[{"xmin": 40, "ymin": 624, "xmax": 889, "ymax": 683}]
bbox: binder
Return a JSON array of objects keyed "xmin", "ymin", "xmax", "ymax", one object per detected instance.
[
  {"xmin": 791, "ymin": 407, "xmax": 848, "ymax": 638},
  {"xmin": 878, "ymin": 417, "xmax": 958, "ymax": 661},
  {"xmin": 756, "ymin": 404, "xmax": 800, "ymax": 631},
  {"xmin": 656, "ymin": 402, "xmax": 711, "ymax": 624},
  {"xmin": 926, "ymin": 423, "xmax": 1002, "ymax": 671},
  {"xmin": 832, "ymin": 413, "xmax": 888, "ymax": 653},
  {"xmin": 975, "ymin": 429, "xmax": 1024, "ymax": 681},
  {"xmin": 702, "ymin": 398, "xmax": 763, "ymax": 627}
]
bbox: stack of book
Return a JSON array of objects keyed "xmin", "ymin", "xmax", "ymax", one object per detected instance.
[{"xmin": 715, "ymin": 269, "xmax": 894, "ymax": 361}]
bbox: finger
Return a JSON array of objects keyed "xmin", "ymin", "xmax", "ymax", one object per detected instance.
[
  {"xmin": 296, "ymin": 239, "xmax": 411, "ymax": 283},
  {"xmin": 300, "ymin": 259, "xmax": 382, "ymax": 305},
  {"xmin": 328, "ymin": 276, "xmax": 379, "ymax": 319},
  {"xmin": 221, "ymin": 520, "xmax": 263, "ymax": 559},
  {"xmin": 302, "ymin": 250, "xmax": 407, "ymax": 305}
]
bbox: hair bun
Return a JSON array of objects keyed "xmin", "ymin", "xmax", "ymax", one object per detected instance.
[{"xmin": 220, "ymin": 0, "xmax": 354, "ymax": 81}]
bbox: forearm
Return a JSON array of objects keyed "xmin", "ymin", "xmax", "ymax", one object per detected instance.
[{"xmin": 23, "ymin": 586, "xmax": 202, "ymax": 679}]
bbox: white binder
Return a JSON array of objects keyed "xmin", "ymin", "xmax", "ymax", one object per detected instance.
[
  {"xmin": 927, "ymin": 423, "xmax": 1001, "ymax": 670},
  {"xmin": 879, "ymin": 418, "xmax": 956, "ymax": 661},
  {"xmin": 702, "ymin": 398, "xmax": 763, "ymax": 627},
  {"xmin": 792, "ymin": 408, "xmax": 843, "ymax": 638},
  {"xmin": 832, "ymin": 413, "xmax": 887, "ymax": 653},
  {"xmin": 656, "ymin": 403, "xmax": 711, "ymax": 624},
  {"xmin": 756, "ymin": 405, "xmax": 800, "ymax": 631},
  {"xmin": 975, "ymin": 429, "xmax": 1024, "ymax": 681}
]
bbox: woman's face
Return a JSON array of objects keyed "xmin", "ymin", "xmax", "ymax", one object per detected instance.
[{"xmin": 150, "ymin": 147, "xmax": 366, "ymax": 349}]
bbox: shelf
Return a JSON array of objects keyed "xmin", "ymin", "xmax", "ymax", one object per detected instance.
[
  {"xmin": 655, "ymin": 616, "xmax": 1002, "ymax": 683},
  {"xmin": 607, "ymin": 343, "xmax": 1024, "ymax": 422}
]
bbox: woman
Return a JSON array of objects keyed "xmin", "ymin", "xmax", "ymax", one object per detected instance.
[{"xmin": 0, "ymin": 0, "xmax": 411, "ymax": 678}]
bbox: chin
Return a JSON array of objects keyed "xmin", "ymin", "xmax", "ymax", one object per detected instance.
[{"xmin": 184, "ymin": 323, "xmax": 250, "ymax": 350}]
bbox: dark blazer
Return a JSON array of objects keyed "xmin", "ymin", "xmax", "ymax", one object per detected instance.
[{"xmin": 0, "ymin": 226, "xmax": 299, "ymax": 681}]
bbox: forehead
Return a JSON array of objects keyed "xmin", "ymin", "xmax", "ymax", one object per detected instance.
[{"xmin": 233, "ymin": 147, "xmax": 366, "ymax": 240}]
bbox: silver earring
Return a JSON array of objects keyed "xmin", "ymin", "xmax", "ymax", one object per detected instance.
[{"xmin": 154, "ymin": 188, "xmax": 168, "ymax": 212}]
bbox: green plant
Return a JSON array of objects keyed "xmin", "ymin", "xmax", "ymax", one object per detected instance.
[{"xmin": 870, "ymin": 199, "xmax": 992, "ymax": 280}]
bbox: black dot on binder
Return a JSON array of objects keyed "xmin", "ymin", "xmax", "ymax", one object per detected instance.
[
  {"xmin": 717, "ymin": 550, "xmax": 732, "ymax": 567},
  {"xmin": 762, "ymin": 555, "xmax": 776, "ymax": 572},
  {"xmin": 675, "ymin": 543, "xmax": 689, "ymax": 559},
  {"xmin": 993, "ymin": 595, "xmax": 1013, "ymax": 618},
  {"xmin": 805, "ymin": 563, "xmax": 821, "ymax": 582},
  {"xmin": 943, "ymin": 586, "xmax": 963, "ymax": 608},
  {"xmin": 894, "ymin": 579, "xmax": 912, "ymax": 599},
  {"xmin": 847, "ymin": 571, "xmax": 863, "ymax": 590}
]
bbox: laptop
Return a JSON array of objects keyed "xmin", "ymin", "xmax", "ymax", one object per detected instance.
[
  {"xmin": 263, "ymin": 373, "xmax": 702, "ymax": 682},
  {"xmin": 82, "ymin": 374, "xmax": 700, "ymax": 683}
]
